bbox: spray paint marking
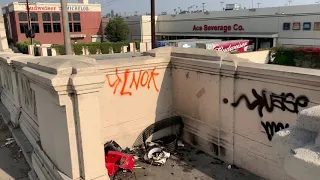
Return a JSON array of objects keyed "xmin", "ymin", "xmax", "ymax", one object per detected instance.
[{"xmin": 106, "ymin": 67, "xmax": 159, "ymax": 96}]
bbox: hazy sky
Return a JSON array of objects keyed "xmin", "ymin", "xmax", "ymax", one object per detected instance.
[{"xmin": 0, "ymin": 0, "xmax": 318, "ymax": 16}]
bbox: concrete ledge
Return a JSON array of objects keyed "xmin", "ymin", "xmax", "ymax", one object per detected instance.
[
  {"xmin": 272, "ymin": 127, "xmax": 318, "ymax": 161},
  {"xmin": 296, "ymin": 106, "xmax": 320, "ymax": 133},
  {"xmin": 284, "ymin": 145, "xmax": 320, "ymax": 180}
]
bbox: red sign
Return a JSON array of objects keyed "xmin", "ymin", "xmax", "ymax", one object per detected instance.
[
  {"xmin": 206, "ymin": 40, "xmax": 254, "ymax": 53},
  {"xmin": 193, "ymin": 24, "xmax": 244, "ymax": 33}
]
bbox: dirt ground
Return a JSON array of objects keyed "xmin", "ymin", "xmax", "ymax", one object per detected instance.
[
  {"xmin": 111, "ymin": 145, "xmax": 263, "ymax": 180},
  {"xmin": 0, "ymin": 119, "xmax": 30, "ymax": 180}
]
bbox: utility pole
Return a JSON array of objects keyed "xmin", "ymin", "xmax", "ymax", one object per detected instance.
[
  {"xmin": 26, "ymin": 0, "xmax": 32, "ymax": 44},
  {"xmin": 252, "ymin": 0, "xmax": 254, "ymax": 8},
  {"xmin": 202, "ymin": 3, "xmax": 206, "ymax": 12},
  {"xmin": 151, "ymin": 0, "xmax": 156, "ymax": 49},
  {"xmin": 257, "ymin": 2, "xmax": 261, "ymax": 8},
  {"xmin": 288, "ymin": 0, "xmax": 292, "ymax": 6},
  {"xmin": 60, "ymin": 0, "xmax": 72, "ymax": 55}
]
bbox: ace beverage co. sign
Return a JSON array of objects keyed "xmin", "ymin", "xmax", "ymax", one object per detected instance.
[{"xmin": 193, "ymin": 24, "xmax": 244, "ymax": 33}]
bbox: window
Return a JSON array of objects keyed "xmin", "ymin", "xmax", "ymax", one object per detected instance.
[
  {"xmin": 283, "ymin": 23, "xmax": 291, "ymax": 30},
  {"xmin": 31, "ymin": 23, "xmax": 40, "ymax": 33},
  {"xmin": 68, "ymin": 13, "xmax": 72, "ymax": 21},
  {"xmin": 30, "ymin": 12, "xmax": 38, "ymax": 21},
  {"xmin": 73, "ymin": 22, "xmax": 81, "ymax": 32},
  {"xmin": 42, "ymin": 13, "xmax": 51, "ymax": 21},
  {"xmin": 53, "ymin": 23, "xmax": 61, "ymax": 32},
  {"xmin": 52, "ymin": 13, "xmax": 60, "ymax": 21},
  {"xmin": 292, "ymin": 22, "xmax": 301, "ymax": 30},
  {"xmin": 18, "ymin": 12, "xmax": 27, "ymax": 21},
  {"xmin": 303, "ymin": 22, "xmax": 312, "ymax": 31},
  {"xmin": 19, "ymin": 23, "xmax": 28, "ymax": 33},
  {"xmin": 72, "ymin": 13, "xmax": 80, "ymax": 21},
  {"xmin": 43, "ymin": 23, "xmax": 52, "ymax": 33},
  {"xmin": 69, "ymin": 23, "xmax": 73, "ymax": 32}
]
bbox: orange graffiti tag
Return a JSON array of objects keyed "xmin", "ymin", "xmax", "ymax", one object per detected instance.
[{"xmin": 106, "ymin": 67, "xmax": 160, "ymax": 96}]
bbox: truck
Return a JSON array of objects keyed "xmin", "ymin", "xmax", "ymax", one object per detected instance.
[{"xmin": 200, "ymin": 40, "xmax": 255, "ymax": 53}]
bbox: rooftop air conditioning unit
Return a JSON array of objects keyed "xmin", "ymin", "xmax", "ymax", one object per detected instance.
[{"xmin": 225, "ymin": 3, "xmax": 242, "ymax": 11}]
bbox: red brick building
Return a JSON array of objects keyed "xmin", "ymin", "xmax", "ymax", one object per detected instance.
[{"xmin": 2, "ymin": 1, "xmax": 102, "ymax": 45}]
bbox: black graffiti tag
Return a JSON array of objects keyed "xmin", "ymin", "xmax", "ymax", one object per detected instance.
[
  {"xmin": 261, "ymin": 121, "xmax": 289, "ymax": 141},
  {"xmin": 231, "ymin": 89, "xmax": 309, "ymax": 117}
]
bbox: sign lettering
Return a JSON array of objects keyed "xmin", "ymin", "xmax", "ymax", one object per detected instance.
[
  {"xmin": 26, "ymin": 5, "xmax": 90, "ymax": 11},
  {"xmin": 193, "ymin": 24, "xmax": 244, "ymax": 33}
]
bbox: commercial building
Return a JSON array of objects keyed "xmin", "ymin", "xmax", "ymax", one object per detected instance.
[
  {"xmin": 127, "ymin": 4, "xmax": 320, "ymax": 49},
  {"xmin": 2, "ymin": 0, "xmax": 102, "ymax": 44}
]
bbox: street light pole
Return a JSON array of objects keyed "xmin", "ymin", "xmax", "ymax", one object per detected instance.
[
  {"xmin": 151, "ymin": 0, "xmax": 156, "ymax": 49},
  {"xmin": 60, "ymin": 0, "xmax": 72, "ymax": 55},
  {"xmin": 202, "ymin": 3, "xmax": 206, "ymax": 12}
]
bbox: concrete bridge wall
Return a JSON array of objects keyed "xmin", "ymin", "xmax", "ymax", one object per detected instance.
[{"xmin": 0, "ymin": 46, "xmax": 319, "ymax": 180}]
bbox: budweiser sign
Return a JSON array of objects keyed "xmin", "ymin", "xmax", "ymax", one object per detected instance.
[{"xmin": 206, "ymin": 40, "xmax": 254, "ymax": 53}]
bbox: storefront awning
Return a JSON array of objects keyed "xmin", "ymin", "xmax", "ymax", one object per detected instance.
[{"xmin": 156, "ymin": 32, "xmax": 278, "ymax": 38}]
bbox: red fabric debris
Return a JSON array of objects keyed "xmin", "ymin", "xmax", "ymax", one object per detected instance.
[{"xmin": 105, "ymin": 151, "xmax": 134, "ymax": 176}]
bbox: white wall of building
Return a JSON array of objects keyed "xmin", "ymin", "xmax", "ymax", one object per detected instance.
[
  {"xmin": 127, "ymin": 4, "xmax": 320, "ymax": 47},
  {"xmin": 125, "ymin": 16, "xmax": 153, "ymax": 43}
]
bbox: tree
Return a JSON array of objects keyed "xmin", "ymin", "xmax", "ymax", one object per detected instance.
[
  {"xmin": 105, "ymin": 17, "xmax": 129, "ymax": 42},
  {"xmin": 111, "ymin": 10, "xmax": 115, "ymax": 18},
  {"xmin": 104, "ymin": 13, "xmax": 111, "ymax": 18}
]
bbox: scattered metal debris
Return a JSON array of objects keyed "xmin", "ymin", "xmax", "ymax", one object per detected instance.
[
  {"xmin": 104, "ymin": 140, "xmax": 123, "ymax": 153},
  {"xmin": 1, "ymin": 137, "xmax": 15, "ymax": 147},
  {"xmin": 143, "ymin": 146, "xmax": 171, "ymax": 166}
]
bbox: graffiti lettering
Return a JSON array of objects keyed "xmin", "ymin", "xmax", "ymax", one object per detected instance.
[
  {"xmin": 230, "ymin": 89, "xmax": 309, "ymax": 117},
  {"xmin": 106, "ymin": 67, "xmax": 159, "ymax": 96},
  {"xmin": 261, "ymin": 121, "xmax": 289, "ymax": 141}
]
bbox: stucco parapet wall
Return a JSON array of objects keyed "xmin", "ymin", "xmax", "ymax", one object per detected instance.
[
  {"xmin": 149, "ymin": 47, "xmax": 248, "ymax": 76},
  {"xmin": 0, "ymin": 53, "xmax": 36, "ymax": 67},
  {"xmin": 236, "ymin": 62, "xmax": 320, "ymax": 87},
  {"xmin": 21, "ymin": 55, "xmax": 105, "ymax": 95},
  {"xmin": 97, "ymin": 55, "xmax": 171, "ymax": 73}
]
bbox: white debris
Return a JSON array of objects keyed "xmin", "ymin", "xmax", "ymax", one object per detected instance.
[
  {"xmin": 1, "ymin": 138, "xmax": 15, "ymax": 148},
  {"xmin": 6, "ymin": 138, "xmax": 14, "ymax": 141},
  {"xmin": 144, "ymin": 146, "xmax": 171, "ymax": 166},
  {"xmin": 177, "ymin": 140, "xmax": 184, "ymax": 147},
  {"xmin": 228, "ymin": 165, "xmax": 232, "ymax": 169}
]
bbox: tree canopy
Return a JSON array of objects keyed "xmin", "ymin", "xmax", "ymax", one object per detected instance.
[{"xmin": 104, "ymin": 17, "xmax": 129, "ymax": 42}]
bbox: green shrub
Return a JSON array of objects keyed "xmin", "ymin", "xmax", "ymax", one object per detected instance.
[
  {"xmin": 111, "ymin": 42, "xmax": 126, "ymax": 53},
  {"xmin": 87, "ymin": 43, "xmax": 101, "ymax": 55},
  {"xmin": 100, "ymin": 42, "xmax": 112, "ymax": 54},
  {"xmin": 53, "ymin": 42, "xmax": 129, "ymax": 55},
  {"xmin": 16, "ymin": 40, "xmax": 40, "ymax": 54},
  {"xmin": 135, "ymin": 41, "xmax": 140, "ymax": 50},
  {"xmin": 72, "ymin": 44, "xmax": 83, "ymax": 55},
  {"xmin": 271, "ymin": 46, "xmax": 295, "ymax": 66},
  {"xmin": 52, "ymin": 44, "xmax": 66, "ymax": 55}
]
